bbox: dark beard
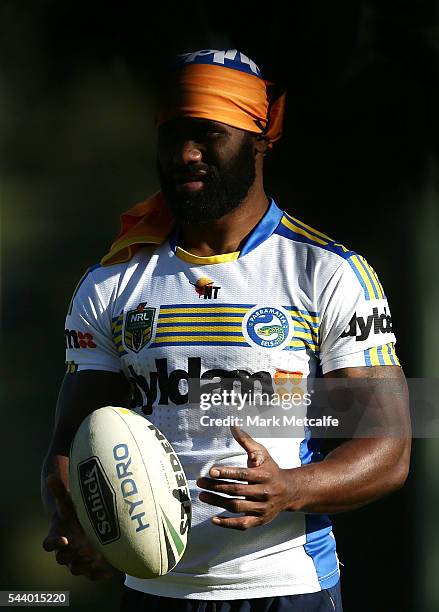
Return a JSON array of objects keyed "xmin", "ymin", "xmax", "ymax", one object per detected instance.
[{"xmin": 158, "ymin": 135, "xmax": 256, "ymax": 224}]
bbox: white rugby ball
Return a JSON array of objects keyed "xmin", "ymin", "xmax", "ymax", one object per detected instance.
[{"xmin": 69, "ymin": 407, "xmax": 191, "ymax": 578}]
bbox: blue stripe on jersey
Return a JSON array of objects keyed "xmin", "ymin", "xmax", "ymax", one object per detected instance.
[
  {"xmin": 290, "ymin": 316, "xmax": 319, "ymax": 329},
  {"xmin": 168, "ymin": 226, "xmax": 179, "ymax": 252},
  {"xmin": 377, "ymin": 345, "xmax": 385, "ymax": 365},
  {"xmin": 284, "ymin": 345, "xmax": 320, "ymax": 356},
  {"xmin": 346, "ymin": 256, "xmax": 371, "ymax": 300},
  {"xmin": 304, "ymin": 515, "xmax": 340, "ymax": 589},
  {"xmin": 149, "ymin": 340, "xmax": 251, "ymax": 348},
  {"xmin": 388, "ymin": 343, "xmax": 397, "ymax": 365},
  {"xmin": 156, "ymin": 321, "xmax": 241, "ymax": 327},
  {"xmin": 275, "ymin": 218, "xmax": 384, "ymax": 301},
  {"xmin": 364, "ymin": 348, "xmax": 372, "ymax": 366},
  {"xmin": 160, "ymin": 303, "xmax": 254, "ymax": 309},
  {"xmin": 170, "ymin": 200, "xmax": 283, "ymax": 260},
  {"xmin": 158, "ymin": 312, "xmax": 244, "ymax": 319},
  {"xmin": 239, "ymin": 199, "xmax": 284, "ymax": 256},
  {"xmin": 354, "ymin": 255, "xmax": 379, "ymax": 300},
  {"xmin": 300, "ymin": 428, "xmax": 339, "ymax": 589},
  {"xmin": 284, "ymin": 306, "xmax": 320, "ymax": 318},
  {"xmin": 155, "ymin": 330, "xmax": 243, "ymax": 337}
]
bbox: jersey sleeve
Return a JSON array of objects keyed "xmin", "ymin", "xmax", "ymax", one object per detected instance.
[
  {"xmin": 318, "ymin": 255, "xmax": 400, "ymax": 375},
  {"xmin": 64, "ymin": 266, "xmax": 121, "ymax": 373}
]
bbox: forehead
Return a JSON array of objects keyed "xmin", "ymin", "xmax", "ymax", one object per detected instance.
[{"xmin": 158, "ymin": 117, "xmax": 245, "ymax": 138}]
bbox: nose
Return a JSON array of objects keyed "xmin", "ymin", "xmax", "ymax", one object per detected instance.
[{"xmin": 179, "ymin": 141, "xmax": 202, "ymax": 165}]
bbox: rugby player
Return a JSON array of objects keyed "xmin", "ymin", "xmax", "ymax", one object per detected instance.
[{"xmin": 41, "ymin": 49, "xmax": 411, "ymax": 612}]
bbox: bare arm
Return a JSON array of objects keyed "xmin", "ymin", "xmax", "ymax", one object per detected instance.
[
  {"xmin": 41, "ymin": 369, "xmax": 129, "ymax": 512},
  {"xmin": 197, "ymin": 365, "xmax": 412, "ymax": 529},
  {"xmin": 41, "ymin": 370, "xmax": 129, "ymax": 578},
  {"xmin": 285, "ymin": 365, "xmax": 412, "ymax": 513}
]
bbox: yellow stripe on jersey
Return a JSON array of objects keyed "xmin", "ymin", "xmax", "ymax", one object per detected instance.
[
  {"xmin": 294, "ymin": 328, "xmax": 319, "ymax": 345},
  {"xmin": 349, "ymin": 255, "xmax": 378, "ymax": 300},
  {"xmin": 66, "ymin": 361, "xmax": 78, "ymax": 374},
  {"xmin": 283, "ymin": 212, "xmax": 334, "ymax": 242},
  {"xmin": 332, "ymin": 242, "xmax": 350, "ymax": 253},
  {"xmin": 156, "ymin": 325, "xmax": 242, "ymax": 333},
  {"xmin": 176, "ymin": 246, "xmax": 239, "ymax": 264},
  {"xmin": 358, "ymin": 255, "xmax": 384, "ymax": 299},
  {"xmin": 367, "ymin": 263, "xmax": 386, "ymax": 299},
  {"xmin": 387, "ymin": 342, "xmax": 400, "ymax": 366},
  {"xmin": 111, "ymin": 313, "xmax": 125, "ymax": 354},
  {"xmin": 364, "ymin": 343, "xmax": 400, "ymax": 367},
  {"xmin": 281, "ymin": 216, "xmax": 328, "ymax": 246},
  {"xmin": 381, "ymin": 344, "xmax": 393, "ymax": 365},
  {"xmin": 160, "ymin": 307, "xmax": 249, "ymax": 314},
  {"xmin": 288, "ymin": 310, "xmax": 320, "ymax": 324},
  {"xmin": 158, "ymin": 316, "xmax": 243, "ymax": 324},
  {"xmin": 153, "ymin": 335, "xmax": 248, "ymax": 344},
  {"xmin": 368, "ymin": 346, "xmax": 381, "ymax": 366},
  {"xmin": 288, "ymin": 338, "xmax": 319, "ymax": 353}
]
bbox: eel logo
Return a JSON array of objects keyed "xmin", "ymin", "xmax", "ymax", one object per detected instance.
[
  {"xmin": 77, "ymin": 457, "xmax": 120, "ymax": 545},
  {"xmin": 124, "ymin": 302, "xmax": 156, "ymax": 353},
  {"xmin": 190, "ymin": 277, "xmax": 221, "ymax": 299},
  {"xmin": 242, "ymin": 305, "xmax": 294, "ymax": 350}
]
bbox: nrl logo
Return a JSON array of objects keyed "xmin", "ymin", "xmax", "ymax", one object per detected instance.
[{"xmin": 124, "ymin": 302, "xmax": 156, "ymax": 353}]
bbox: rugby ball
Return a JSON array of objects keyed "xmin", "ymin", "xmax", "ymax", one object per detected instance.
[{"xmin": 69, "ymin": 407, "xmax": 191, "ymax": 578}]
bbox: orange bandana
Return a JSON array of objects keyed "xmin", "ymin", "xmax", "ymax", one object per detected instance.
[
  {"xmin": 158, "ymin": 63, "xmax": 286, "ymax": 147},
  {"xmin": 101, "ymin": 50, "xmax": 286, "ymax": 266},
  {"xmin": 101, "ymin": 193, "xmax": 174, "ymax": 266}
]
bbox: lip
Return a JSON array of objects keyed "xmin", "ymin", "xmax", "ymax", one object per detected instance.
[{"xmin": 175, "ymin": 180, "xmax": 204, "ymax": 192}]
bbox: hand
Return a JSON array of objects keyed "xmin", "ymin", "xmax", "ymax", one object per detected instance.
[
  {"xmin": 42, "ymin": 475, "xmax": 117, "ymax": 580},
  {"xmin": 196, "ymin": 426, "xmax": 293, "ymax": 530}
]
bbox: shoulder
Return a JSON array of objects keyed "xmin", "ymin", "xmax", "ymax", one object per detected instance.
[
  {"xmin": 274, "ymin": 210, "xmax": 385, "ymax": 301},
  {"xmin": 67, "ymin": 246, "xmax": 158, "ymax": 314}
]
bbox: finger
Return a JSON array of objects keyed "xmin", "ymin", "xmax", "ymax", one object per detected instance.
[
  {"xmin": 56, "ymin": 544, "xmax": 101, "ymax": 565},
  {"xmin": 87, "ymin": 570, "xmax": 116, "ymax": 581},
  {"xmin": 199, "ymin": 491, "xmax": 264, "ymax": 515},
  {"xmin": 211, "ymin": 515, "xmax": 262, "ymax": 530},
  {"xmin": 197, "ymin": 478, "xmax": 268, "ymax": 500},
  {"xmin": 42, "ymin": 535, "xmax": 69, "ymax": 552},
  {"xmin": 46, "ymin": 475, "xmax": 76, "ymax": 520},
  {"xmin": 68, "ymin": 560, "xmax": 101, "ymax": 576},
  {"xmin": 207, "ymin": 465, "xmax": 268, "ymax": 483},
  {"xmin": 230, "ymin": 426, "xmax": 268, "ymax": 467},
  {"xmin": 56, "ymin": 548, "xmax": 81, "ymax": 565}
]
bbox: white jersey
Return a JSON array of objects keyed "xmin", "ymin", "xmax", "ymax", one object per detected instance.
[{"xmin": 65, "ymin": 199, "xmax": 399, "ymax": 599}]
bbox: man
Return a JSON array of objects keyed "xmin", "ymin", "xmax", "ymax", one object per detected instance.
[{"xmin": 42, "ymin": 49, "xmax": 411, "ymax": 612}]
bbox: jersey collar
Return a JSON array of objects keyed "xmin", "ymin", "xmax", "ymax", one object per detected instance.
[{"xmin": 169, "ymin": 198, "xmax": 284, "ymax": 265}]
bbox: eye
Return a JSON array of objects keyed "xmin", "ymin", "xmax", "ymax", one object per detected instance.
[{"xmin": 205, "ymin": 129, "xmax": 223, "ymax": 138}]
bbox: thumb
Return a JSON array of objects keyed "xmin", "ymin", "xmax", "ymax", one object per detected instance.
[
  {"xmin": 46, "ymin": 474, "xmax": 75, "ymax": 520},
  {"xmin": 230, "ymin": 425, "xmax": 268, "ymax": 467},
  {"xmin": 42, "ymin": 533, "xmax": 69, "ymax": 552}
]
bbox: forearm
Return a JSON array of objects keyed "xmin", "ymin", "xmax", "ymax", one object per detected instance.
[
  {"xmin": 285, "ymin": 437, "xmax": 411, "ymax": 514},
  {"xmin": 41, "ymin": 453, "xmax": 69, "ymax": 516}
]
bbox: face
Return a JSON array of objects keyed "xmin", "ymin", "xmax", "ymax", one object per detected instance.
[{"xmin": 157, "ymin": 118, "xmax": 256, "ymax": 224}]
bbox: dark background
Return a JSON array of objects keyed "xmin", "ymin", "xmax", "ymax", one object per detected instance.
[{"xmin": 1, "ymin": 1, "xmax": 438, "ymax": 610}]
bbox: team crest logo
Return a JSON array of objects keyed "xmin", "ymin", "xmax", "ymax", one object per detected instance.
[
  {"xmin": 242, "ymin": 305, "xmax": 294, "ymax": 350},
  {"xmin": 124, "ymin": 302, "xmax": 156, "ymax": 353}
]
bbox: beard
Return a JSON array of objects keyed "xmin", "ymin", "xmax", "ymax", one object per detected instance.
[{"xmin": 158, "ymin": 134, "xmax": 256, "ymax": 224}]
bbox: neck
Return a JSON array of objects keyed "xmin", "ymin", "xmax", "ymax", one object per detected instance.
[{"xmin": 177, "ymin": 182, "xmax": 269, "ymax": 257}]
